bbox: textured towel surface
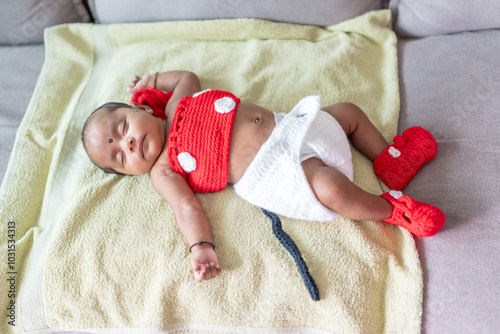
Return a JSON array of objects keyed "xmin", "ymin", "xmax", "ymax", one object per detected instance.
[{"xmin": 0, "ymin": 10, "xmax": 422, "ymax": 333}]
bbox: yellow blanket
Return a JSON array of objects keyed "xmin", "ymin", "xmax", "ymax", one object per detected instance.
[{"xmin": 0, "ymin": 10, "xmax": 423, "ymax": 333}]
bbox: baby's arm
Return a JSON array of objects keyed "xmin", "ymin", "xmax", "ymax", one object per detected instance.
[
  {"xmin": 130, "ymin": 71, "xmax": 216, "ymax": 281},
  {"xmin": 151, "ymin": 162, "xmax": 221, "ymax": 282},
  {"xmin": 128, "ymin": 70, "xmax": 201, "ymax": 117},
  {"xmin": 128, "ymin": 71, "xmax": 200, "ymax": 97}
]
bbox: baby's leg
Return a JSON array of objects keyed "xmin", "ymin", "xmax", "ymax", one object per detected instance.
[
  {"xmin": 302, "ymin": 158, "xmax": 392, "ymax": 221},
  {"xmin": 322, "ymin": 103, "xmax": 438, "ymax": 190},
  {"xmin": 302, "ymin": 158, "xmax": 445, "ymax": 237},
  {"xmin": 321, "ymin": 103, "xmax": 388, "ymax": 161}
]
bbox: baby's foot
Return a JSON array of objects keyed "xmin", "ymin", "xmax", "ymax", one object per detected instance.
[
  {"xmin": 374, "ymin": 127, "xmax": 437, "ymax": 190},
  {"xmin": 380, "ymin": 190, "xmax": 445, "ymax": 237}
]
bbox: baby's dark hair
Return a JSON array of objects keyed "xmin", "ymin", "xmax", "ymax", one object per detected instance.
[{"xmin": 81, "ymin": 102, "xmax": 134, "ymax": 175}]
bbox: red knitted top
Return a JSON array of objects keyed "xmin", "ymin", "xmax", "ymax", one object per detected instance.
[{"xmin": 167, "ymin": 90, "xmax": 240, "ymax": 193}]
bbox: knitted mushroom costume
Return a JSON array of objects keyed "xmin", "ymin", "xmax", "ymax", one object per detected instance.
[{"xmin": 131, "ymin": 88, "xmax": 444, "ymax": 237}]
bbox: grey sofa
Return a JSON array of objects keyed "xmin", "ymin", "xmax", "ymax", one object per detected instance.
[{"xmin": 1, "ymin": 0, "xmax": 499, "ymax": 332}]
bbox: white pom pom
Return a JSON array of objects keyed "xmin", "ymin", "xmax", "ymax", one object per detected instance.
[
  {"xmin": 389, "ymin": 190, "xmax": 403, "ymax": 199},
  {"xmin": 389, "ymin": 147, "xmax": 401, "ymax": 158},
  {"xmin": 177, "ymin": 152, "xmax": 197, "ymax": 173},
  {"xmin": 214, "ymin": 97, "xmax": 236, "ymax": 114}
]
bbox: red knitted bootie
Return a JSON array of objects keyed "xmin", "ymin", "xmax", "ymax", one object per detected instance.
[
  {"xmin": 374, "ymin": 127, "xmax": 437, "ymax": 190},
  {"xmin": 380, "ymin": 191, "xmax": 445, "ymax": 237}
]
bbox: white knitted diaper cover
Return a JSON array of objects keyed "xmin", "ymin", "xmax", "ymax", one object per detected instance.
[{"xmin": 233, "ymin": 95, "xmax": 353, "ymax": 221}]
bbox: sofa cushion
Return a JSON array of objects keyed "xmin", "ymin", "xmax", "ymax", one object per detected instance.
[
  {"xmin": 0, "ymin": 0, "xmax": 91, "ymax": 45},
  {"xmin": 390, "ymin": 0, "xmax": 500, "ymax": 37},
  {"xmin": 0, "ymin": 44, "xmax": 45, "ymax": 184},
  {"xmin": 397, "ymin": 29, "xmax": 500, "ymax": 332},
  {"xmin": 87, "ymin": 0, "xmax": 381, "ymax": 26}
]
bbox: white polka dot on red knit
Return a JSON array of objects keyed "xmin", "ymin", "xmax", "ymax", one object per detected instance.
[
  {"xmin": 389, "ymin": 147, "xmax": 401, "ymax": 158},
  {"xmin": 192, "ymin": 89, "xmax": 211, "ymax": 98},
  {"xmin": 389, "ymin": 190, "xmax": 403, "ymax": 199},
  {"xmin": 177, "ymin": 152, "xmax": 197, "ymax": 173},
  {"xmin": 214, "ymin": 97, "xmax": 236, "ymax": 114}
]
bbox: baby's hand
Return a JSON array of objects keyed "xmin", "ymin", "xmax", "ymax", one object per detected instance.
[
  {"xmin": 190, "ymin": 246, "xmax": 222, "ymax": 282},
  {"xmin": 127, "ymin": 74, "xmax": 154, "ymax": 94}
]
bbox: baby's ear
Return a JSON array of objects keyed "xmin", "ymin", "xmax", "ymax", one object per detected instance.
[{"xmin": 130, "ymin": 102, "xmax": 153, "ymax": 114}]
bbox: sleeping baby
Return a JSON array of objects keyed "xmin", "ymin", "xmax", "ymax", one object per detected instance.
[{"xmin": 81, "ymin": 71, "xmax": 445, "ymax": 282}]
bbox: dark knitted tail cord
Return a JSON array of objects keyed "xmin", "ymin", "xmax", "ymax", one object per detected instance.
[{"xmin": 261, "ymin": 208, "xmax": 320, "ymax": 301}]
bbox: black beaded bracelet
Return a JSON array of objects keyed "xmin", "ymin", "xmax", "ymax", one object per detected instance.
[
  {"xmin": 189, "ymin": 241, "xmax": 215, "ymax": 253},
  {"xmin": 153, "ymin": 72, "xmax": 158, "ymax": 89}
]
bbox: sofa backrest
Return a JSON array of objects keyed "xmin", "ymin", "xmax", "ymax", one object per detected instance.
[
  {"xmin": 3, "ymin": 0, "xmax": 499, "ymax": 46},
  {"xmin": 389, "ymin": 0, "xmax": 500, "ymax": 37},
  {"xmin": 0, "ymin": 0, "xmax": 91, "ymax": 45},
  {"xmin": 87, "ymin": 0, "xmax": 381, "ymax": 27}
]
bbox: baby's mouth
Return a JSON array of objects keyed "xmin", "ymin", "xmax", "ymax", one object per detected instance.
[{"xmin": 140, "ymin": 135, "xmax": 145, "ymax": 158}]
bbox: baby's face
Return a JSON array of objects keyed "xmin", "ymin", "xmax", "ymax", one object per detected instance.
[{"xmin": 86, "ymin": 106, "xmax": 166, "ymax": 175}]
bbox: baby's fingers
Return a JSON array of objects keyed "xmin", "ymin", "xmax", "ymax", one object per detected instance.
[
  {"xmin": 193, "ymin": 264, "xmax": 206, "ymax": 282},
  {"xmin": 130, "ymin": 76, "xmax": 141, "ymax": 86},
  {"xmin": 203, "ymin": 262, "xmax": 221, "ymax": 281},
  {"xmin": 193, "ymin": 263, "xmax": 221, "ymax": 282},
  {"xmin": 127, "ymin": 76, "xmax": 142, "ymax": 93},
  {"xmin": 209, "ymin": 262, "xmax": 222, "ymax": 278}
]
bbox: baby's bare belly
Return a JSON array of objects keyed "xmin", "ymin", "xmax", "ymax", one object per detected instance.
[{"xmin": 227, "ymin": 103, "xmax": 276, "ymax": 184}]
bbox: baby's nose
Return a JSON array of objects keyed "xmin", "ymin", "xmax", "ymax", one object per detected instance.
[{"xmin": 123, "ymin": 137, "xmax": 136, "ymax": 153}]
